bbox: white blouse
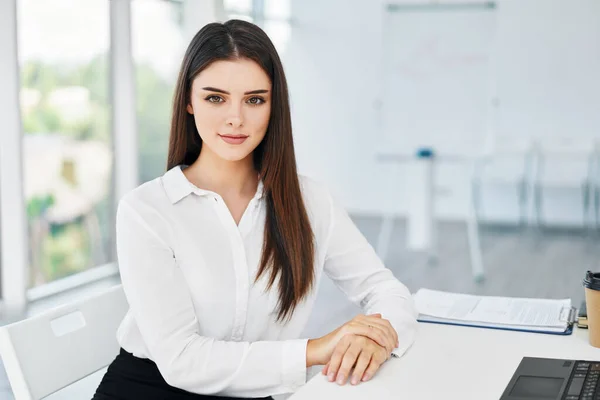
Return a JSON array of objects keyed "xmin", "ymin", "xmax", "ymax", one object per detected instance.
[{"xmin": 115, "ymin": 165, "xmax": 417, "ymax": 398}]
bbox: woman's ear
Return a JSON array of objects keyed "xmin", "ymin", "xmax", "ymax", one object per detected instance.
[{"xmin": 186, "ymin": 104, "xmax": 194, "ymax": 114}]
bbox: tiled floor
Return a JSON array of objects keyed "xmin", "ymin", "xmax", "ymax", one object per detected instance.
[{"xmin": 1, "ymin": 218, "xmax": 597, "ymax": 399}]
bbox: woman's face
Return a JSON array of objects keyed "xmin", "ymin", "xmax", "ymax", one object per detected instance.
[{"xmin": 187, "ymin": 58, "xmax": 272, "ymax": 163}]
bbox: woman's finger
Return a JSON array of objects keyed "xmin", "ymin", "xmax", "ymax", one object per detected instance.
[
  {"xmin": 356, "ymin": 314, "xmax": 396, "ymax": 341},
  {"xmin": 335, "ymin": 342, "xmax": 362, "ymax": 385},
  {"xmin": 322, "ymin": 362, "xmax": 329, "ymax": 376},
  {"xmin": 351, "ymin": 350, "xmax": 373, "ymax": 385},
  {"xmin": 343, "ymin": 323, "xmax": 392, "ymax": 353},
  {"xmin": 351, "ymin": 317, "xmax": 396, "ymax": 350},
  {"xmin": 326, "ymin": 336, "xmax": 351, "ymax": 382},
  {"xmin": 364, "ymin": 322, "xmax": 395, "ymax": 352},
  {"xmin": 361, "ymin": 315, "xmax": 398, "ymax": 344},
  {"xmin": 362, "ymin": 348, "xmax": 387, "ymax": 382},
  {"xmin": 357, "ymin": 315, "xmax": 398, "ymax": 347},
  {"xmin": 376, "ymin": 318, "xmax": 399, "ymax": 346}
]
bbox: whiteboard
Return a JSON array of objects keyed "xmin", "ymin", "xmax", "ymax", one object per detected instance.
[
  {"xmin": 494, "ymin": 0, "xmax": 600, "ymax": 138},
  {"xmin": 380, "ymin": 3, "xmax": 497, "ymax": 155}
]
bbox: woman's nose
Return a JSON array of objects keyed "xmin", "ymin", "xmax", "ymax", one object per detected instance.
[
  {"xmin": 225, "ymin": 104, "xmax": 243, "ymax": 127},
  {"xmin": 226, "ymin": 115, "xmax": 243, "ymax": 128}
]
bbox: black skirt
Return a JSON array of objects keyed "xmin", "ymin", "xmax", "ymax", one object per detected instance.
[{"xmin": 92, "ymin": 348, "xmax": 274, "ymax": 400}]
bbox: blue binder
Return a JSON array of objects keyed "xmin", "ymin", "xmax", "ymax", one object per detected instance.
[{"xmin": 417, "ymin": 305, "xmax": 577, "ymax": 336}]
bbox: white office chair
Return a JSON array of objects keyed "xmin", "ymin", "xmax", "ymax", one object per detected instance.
[
  {"xmin": 532, "ymin": 136, "xmax": 596, "ymax": 229},
  {"xmin": 590, "ymin": 139, "xmax": 600, "ymax": 230},
  {"xmin": 471, "ymin": 135, "xmax": 535, "ymax": 225},
  {"xmin": 0, "ymin": 285, "xmax": 128, "ymax": 400}
]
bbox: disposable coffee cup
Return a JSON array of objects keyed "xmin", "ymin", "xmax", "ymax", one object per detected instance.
[{"xmin": 583, "ymin": 271, "xmax": 600, "ymax": 348}]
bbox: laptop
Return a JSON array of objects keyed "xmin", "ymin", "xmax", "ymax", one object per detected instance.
[{"xmin": 500, "ymin": 357, "xmax": 599, "ymax": 400}]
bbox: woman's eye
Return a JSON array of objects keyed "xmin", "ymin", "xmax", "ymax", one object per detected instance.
[
  {"xmin": 206, "ymin": 95, "xmax": 223, "ymax": 103},
  {"xmin": 247, "ymin": 97, "xmax": 265, "ymax": 105}
]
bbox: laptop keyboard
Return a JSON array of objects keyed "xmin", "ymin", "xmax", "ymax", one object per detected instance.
[{"xmin": 564, "ymin": 361, "xmax": 600, "ymax": 400}]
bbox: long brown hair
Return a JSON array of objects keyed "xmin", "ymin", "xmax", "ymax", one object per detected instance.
[{"xmin": 167, "ymin": 20, "xmax": 314, "ymax": 322}]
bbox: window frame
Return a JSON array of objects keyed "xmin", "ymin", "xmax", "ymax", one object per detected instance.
[
  {"xmin": 0, "ymin": 0, "xmax": 139, "ymax": 316},
  {"xmin": 0, "ymin": 0, "xmax": 29, "ymax": 317},
  {"xmin": 0, "ymin": 0, "xmax": 272, "ymax": 317}
]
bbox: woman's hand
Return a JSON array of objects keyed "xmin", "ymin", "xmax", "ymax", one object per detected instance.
[
  {"xmin": 306, "ymin": 313, "xmax": 398, "ymax": 367},
  {"xmin": 322, "ymin": 334, "xmax": 389, "ymax": 385}
]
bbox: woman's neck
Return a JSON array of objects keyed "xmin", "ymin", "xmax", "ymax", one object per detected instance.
[{"xmin": 184, "ymin": 148, "xmax": 258, "ymax": 198}]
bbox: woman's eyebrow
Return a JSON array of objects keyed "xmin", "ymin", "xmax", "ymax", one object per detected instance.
[{"xmin": 201, "ymin": 86, "xmax": 270, "ymax": 95}]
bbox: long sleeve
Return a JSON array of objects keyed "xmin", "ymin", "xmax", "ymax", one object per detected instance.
[
  {"xmin": 322, "ymin": 193, "xmax": 418, "ymax": 358},
  {"xmin": 116, "ymin": 199, "xmax": 308, "ymax": 397}
]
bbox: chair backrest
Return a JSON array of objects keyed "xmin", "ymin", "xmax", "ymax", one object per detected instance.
[
  {"xmin": 474, "ymin": 135, "xmax": 535, "ymax": 182},
  {"xmin": 0, "ymin": 285, "xmax": 128, "ymax": 400},
  {"xmin": 483, "ymin": 134, "xmax": 534, "ymax": 156},
  {"xmin": 534, "ymin": 136, "xmax": 597, "ymax": 185},
  {"xmin": 536, "ymin": 136, "xmax": 596, "ymax": 156}
]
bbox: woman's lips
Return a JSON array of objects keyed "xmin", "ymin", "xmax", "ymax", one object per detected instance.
[{"xmin": 219, "ymin": 134, "xmax": 248, "ymax": 145}]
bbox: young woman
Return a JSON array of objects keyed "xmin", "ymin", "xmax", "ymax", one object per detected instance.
[{"xmin": 93, "ymin": 19, "xmax": 417, "ymax": 400}]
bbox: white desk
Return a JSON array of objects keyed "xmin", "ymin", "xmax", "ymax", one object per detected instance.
[
  {"xmin": 375, "ymin": 151, "xmax": 485, "ymax": 281},
  {"xmin": 291, "ymin": 323, "xmax": 598, "ymax": 400}
]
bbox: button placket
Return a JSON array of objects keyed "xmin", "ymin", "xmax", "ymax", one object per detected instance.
[
  {"xmin": 238, "ymin": 198, "xmax": 259, "ymax": 238},
  {"xmin": 211, "ymin": 196, "xmax": 249, "ymax": 341},
  {"xmin": 232, "ymin": 229, "xmax": 249, "ymax": 340}
]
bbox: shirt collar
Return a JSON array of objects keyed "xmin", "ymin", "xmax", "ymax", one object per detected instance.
[
  {"xmin": 162, "ymin": 165, "xmax": 265, "ymax": 205},
  {"xmin": 255, "ymin": 179, "xmax": 265, "ymax": 201}
]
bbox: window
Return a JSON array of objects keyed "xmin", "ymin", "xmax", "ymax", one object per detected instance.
[
  {"xmin": 265, "ymin": 0, "xmax": 291, "ymax": 54},
  {"xmin": 133, "ymin": 0, "xmax": 186, "ymax": 184},
  {"xmin": 17, "ymin": 0, "xmax": 113, "ymax": 287},
  {"xmin": 224, "ymin": 0, "xmax": 254, "ymax": 21}
]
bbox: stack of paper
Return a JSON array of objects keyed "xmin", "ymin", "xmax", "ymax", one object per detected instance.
[{"xmin": 413, "ymin": 288, "xmax": 573, "ymax": 334}]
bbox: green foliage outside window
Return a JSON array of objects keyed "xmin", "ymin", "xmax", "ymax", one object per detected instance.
[{"xmin": 23, "ymin": 53, "xmax": 173, "ymax": 285}]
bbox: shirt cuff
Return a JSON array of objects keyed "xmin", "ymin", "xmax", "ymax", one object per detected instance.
[
  {"xmin": 281, "ymin": 338, "xmax": 309, "ymax": 392},
  {"xmin": 390, "ymin": 317, "xmax": 418, "ymax": 358},
  {"xmin": 391, "ymin": 335, "xmax": 414, "ymax": 358}
]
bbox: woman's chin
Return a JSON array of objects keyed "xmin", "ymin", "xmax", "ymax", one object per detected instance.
[{"xmin": 216, "ymin": 149, "xmax": 253, "ymax": 163}]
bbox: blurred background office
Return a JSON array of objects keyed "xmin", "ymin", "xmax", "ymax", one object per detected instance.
[{"xmin": 0, "ymin": 0, "xmax": 599, "ymax": 398}]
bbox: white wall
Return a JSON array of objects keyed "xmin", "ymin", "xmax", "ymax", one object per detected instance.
[{"xmin": 285, "ymin": 0, "xmax": 600, "ymax": 226}]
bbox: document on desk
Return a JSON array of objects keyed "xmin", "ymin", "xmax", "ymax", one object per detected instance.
[{"xmin": 413, "ymin": 289, "xmax": 574, "ymax": 334}]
